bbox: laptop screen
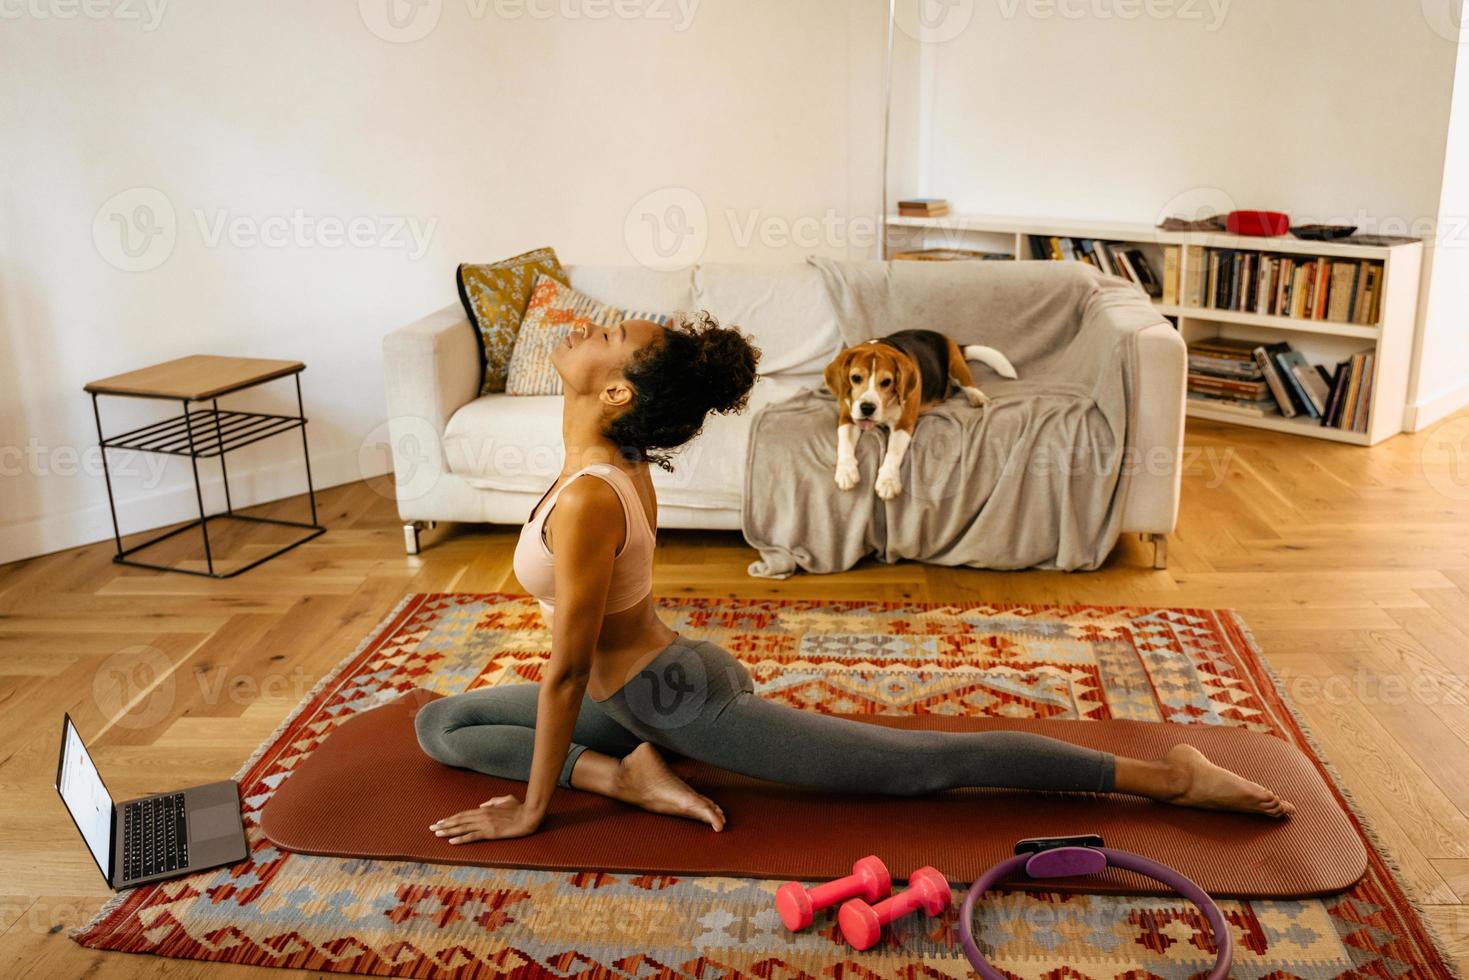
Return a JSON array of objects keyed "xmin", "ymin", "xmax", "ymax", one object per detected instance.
[{"xmin": 58, "ymin": 718, "xmax": 113, "ymax": 877}]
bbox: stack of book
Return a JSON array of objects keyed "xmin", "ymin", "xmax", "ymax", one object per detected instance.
[
  {"xmin": 1187, "ymin": 337, "xmax": 1278, "ymax": 417},
  {"xmin": 897, "ymin": 198, "xmax": 950, "ymax": 218},
  {"xmin": 1188, "ymin": 336, "xmax": 1376, "ymax": 432},
  {"xmin": 1027, "ymin": 235, "xmax": 1162, "ymax": 298},
  {"xmin": 1182, "ymin": 247, "xmax": 1384, "ymax": 325}
]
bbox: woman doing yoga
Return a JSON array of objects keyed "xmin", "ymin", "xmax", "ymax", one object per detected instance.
[{"xmin": 416, "ymin": 312, "xmax": 1295, "ymax": 843}]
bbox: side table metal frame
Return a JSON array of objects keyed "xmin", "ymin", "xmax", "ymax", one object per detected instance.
[{"xmin": 90, "ymin": 372, "xmax": 325, "ymax": 578}]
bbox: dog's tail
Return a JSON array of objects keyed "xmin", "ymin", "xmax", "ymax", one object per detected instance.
[{"xmin": 963, "ymin": 344, "xmax": 1018, "ymax": 379}]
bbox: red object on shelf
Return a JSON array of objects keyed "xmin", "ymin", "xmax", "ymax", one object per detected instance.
[{"xmin": 1226, "ymin": 210, "xmax": 1290, "ymax": 237}]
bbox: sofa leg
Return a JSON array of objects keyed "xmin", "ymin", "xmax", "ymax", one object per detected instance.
[
  {"xmin": 1146, "ymin": 533, "xmax": 1168, "ymax": 570},
  {"xmin": 403, "ymin": 520, "xmax": 437, "ymax": 555}
]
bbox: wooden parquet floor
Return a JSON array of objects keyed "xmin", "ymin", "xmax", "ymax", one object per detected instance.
[{"xmin": 4, "ymin": 415, "xmax": 1469, "ymax": 976}]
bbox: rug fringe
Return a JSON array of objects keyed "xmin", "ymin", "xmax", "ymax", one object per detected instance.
[
  {"xmin": 71, "ymin": 593, "xmax": 424, "ymax": 943},
  {"xmin": 1228, "ymin": 610, "xmax": 1464, "ymax": 977},
  {"xmin": 71, "ymin": 886, "xmax": 138, "ymax": 940}
]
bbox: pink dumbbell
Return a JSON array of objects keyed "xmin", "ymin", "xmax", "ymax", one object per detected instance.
[
  {"xmin": 775, "ymin": 855, "xmax": 891, "ymax": 931},
  {"xmin": 837, "ymin": 866, "xmax": 950, "ymax": 951}
]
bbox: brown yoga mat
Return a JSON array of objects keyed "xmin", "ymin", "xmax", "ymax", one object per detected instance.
[{"xmin": 260, "ymin": 689, "xmax": 1366, "ymax": 898}]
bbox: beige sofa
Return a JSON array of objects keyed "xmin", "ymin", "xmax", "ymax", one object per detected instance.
[{"xmin": 381, "ymin": 262, "xmax": 1185, "ymax": 566}]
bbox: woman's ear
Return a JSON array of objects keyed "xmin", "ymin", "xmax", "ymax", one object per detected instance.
[{"xmin": 601, "ymin": 379, "xmax": 634, "ymax": 410}]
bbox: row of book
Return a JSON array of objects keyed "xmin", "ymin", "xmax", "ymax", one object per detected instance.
[
  {"xmin": 1188, "ymin": 336, "xmax": 1375, "ymax": 432},
  {"xmin": 1182, "ymin": 246, "xmax": 1384, "ymax": 325},
  {"xmin": 1027, "ymin": 236, "xmax": 1163, "ymax": 297},
  {"xmin": 1033, "ymin": 238, "xmax": 1387, "ymax": 329}
]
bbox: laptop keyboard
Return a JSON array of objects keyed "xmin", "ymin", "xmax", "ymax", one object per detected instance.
[{"xmin": 121, "ymin": 793, "xmax": 188, "ymax": 882}]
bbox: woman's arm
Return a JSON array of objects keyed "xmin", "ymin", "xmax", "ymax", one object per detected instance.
[
  {"xmin": 522, "ymin": 478, "xmax": 622, "ymax": 816},
  {"xmin": 430, "ymin": 477, "xmax": 623, "ymax": 844}
]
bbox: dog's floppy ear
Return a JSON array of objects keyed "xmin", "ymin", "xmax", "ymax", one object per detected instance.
[
  {"xmin": 893, "ymin": 351, "xmax": 922, "ymax": 423},
  {"xmin": 894, "ymin": 352, "xmax": 920, "ymax": 405},
  {"xmin": 824, "ymin": 349, "xmax": 854, "ymax": 403}
]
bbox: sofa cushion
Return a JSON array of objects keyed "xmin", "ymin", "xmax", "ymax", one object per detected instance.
[
  {"xmin": 565, "ymin": 265, "xmax": 695, "ymax": 314},
  {"xmin": 443, "ymin": 373, "xmax": 822, "ymax": 513},
  {"xmin": 504, "ymin": 274, "xmax": 669, "ymax": 396},
  {"xmin": 455, "ymin": 247, "xmax": 567, "ymax": 396},
  {"xmin": 692, "ymin": 263, "xmax": 845, "ymax": 376}
]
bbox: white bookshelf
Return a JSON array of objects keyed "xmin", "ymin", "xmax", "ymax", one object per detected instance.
[{"xmin": 884, "ymin": 212, "xmax": 1424, "ymax": 445}]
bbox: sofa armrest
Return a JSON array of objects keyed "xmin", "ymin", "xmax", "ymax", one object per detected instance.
[
  {"xmin": 381, "ymin": 304, "xmax": 480, "ymax": 519},
  {"xmin": 383, "ymin": 303, "xmax": 481, "ymax": 433},
  {"xmin": 1077, "ymin": 279, "xmax": 1186, "ymax": 535},
  {"xmin": 1122, "ymin": 320, "xmax": 1186, "ymax": 534}
]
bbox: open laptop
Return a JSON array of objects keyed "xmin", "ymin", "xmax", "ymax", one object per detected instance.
[{"xmin": 55, "ymin": 714, "xmax": 248, "ymax": 889}]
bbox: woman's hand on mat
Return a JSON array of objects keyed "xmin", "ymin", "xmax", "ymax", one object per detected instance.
[{"xmin": 430, "ymin": 795, "xmax": 541, "ymax": 843}]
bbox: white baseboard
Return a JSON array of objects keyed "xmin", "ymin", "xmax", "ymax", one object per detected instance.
[
  {"xmin": 1405, "ymin": 381, "xmax": 1469, "ymax": 432},
  {"xmin": 0, "ymin": 448, "xmax": 391, "ymax": 567}
]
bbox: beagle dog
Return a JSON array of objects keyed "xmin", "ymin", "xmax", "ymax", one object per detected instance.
[{"xmin": 823, "ymin": 329, "xmax": 1017, "ymax": 500}]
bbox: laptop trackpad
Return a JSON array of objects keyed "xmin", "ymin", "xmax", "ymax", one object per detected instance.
[{"xmin": 191, "ymin": 802, "xmax": 239, "ymax": 840}]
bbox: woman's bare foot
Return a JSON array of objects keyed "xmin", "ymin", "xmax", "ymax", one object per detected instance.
[
  {"xmin": 612, "ymin": 742, "xmax": 726, "ymax": 831},
  {"xmin": 1151, "ymin": 744, "xmax": 1296, "ymax": 817}
]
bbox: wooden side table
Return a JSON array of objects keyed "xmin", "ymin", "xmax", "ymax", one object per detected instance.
[{"xmin": 84, "ymin": 354, "xmax": 326, "ymax": 578}]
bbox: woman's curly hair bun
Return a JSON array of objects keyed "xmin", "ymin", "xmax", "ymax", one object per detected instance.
[
  {"xmin": 606, "ymin": 310, "xmax": 761, "ymax": 471},
  {"xmin": 681, "ymin": 310, "xmax": 758, "ymax": 415}
]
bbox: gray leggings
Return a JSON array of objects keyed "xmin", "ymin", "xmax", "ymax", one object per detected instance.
[{"xmin": 415, "ymin": 636, "xmax": 1116, "ymax": 795}]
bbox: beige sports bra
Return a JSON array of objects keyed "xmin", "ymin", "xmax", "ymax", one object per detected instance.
[{"xmin": 512, "ymin": 463, "xmax": 656, "ymax": 623}]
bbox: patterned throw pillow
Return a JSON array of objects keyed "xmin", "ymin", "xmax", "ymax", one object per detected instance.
[
  {"xmin": 456, "ymin": 247, "xmax": 568, "ymax": 395},
  {"xmin": 504, "ymin": 273, "xmax": 670, "ymax": 396}
]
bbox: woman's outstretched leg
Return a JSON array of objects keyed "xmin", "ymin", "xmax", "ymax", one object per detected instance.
[
  {"xmin": 596, "ymin": 640, "xmax": 1294, "ymax": 818},
  {"xmin": 684, "ymin": 691, "xmax": 1115, "ymax": 795},
  {"xmin": 677, "ymin": 693, "xmax": 1292, "ymax": 816}
]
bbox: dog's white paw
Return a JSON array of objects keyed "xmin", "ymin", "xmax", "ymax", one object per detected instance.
[
  {"xmin": 963, "ymin": 386, "xmax": 990, "ymax": 408},
  {"xmin": 834, "ymin": 459, "xmax": 860, "ymax": 491},
  {"xmin": 875, "ymin": 470, "xmax": 903, "ymax": 500}
]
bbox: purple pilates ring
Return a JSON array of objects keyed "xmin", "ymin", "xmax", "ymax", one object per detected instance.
[{"xmin": 959, "ymin": 846, "xmax": 1232, "ymax": 980}]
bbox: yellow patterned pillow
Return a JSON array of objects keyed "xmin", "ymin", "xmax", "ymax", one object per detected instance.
[
  {"xmin": 505, "ymin": 274, "xmax": 670, "ymax": 396},
  {"xmin": 456, "ymin": 248, "xmax": 568, "ymax": 395}
]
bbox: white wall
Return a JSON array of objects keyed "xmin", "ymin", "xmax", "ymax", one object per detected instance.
[
  {"xmin": 0, "ymin": 0, "xmax": 888, "ymax": 564},
  {"xmin": 890, "ymin": 0, "xmax": 1466, "ymax": 420},
  {"xmin": 1411, "ymin": 27, "xmax": 1469, "ymax": 428},
  {"xmin": 922, "ymin": 1, "xmax": 1457, "ymax": 223}
]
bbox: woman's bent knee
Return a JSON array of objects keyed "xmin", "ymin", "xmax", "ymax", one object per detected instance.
[{"xmin": 414, "ymin": 699, "xmax": 458, "ymax": 765}]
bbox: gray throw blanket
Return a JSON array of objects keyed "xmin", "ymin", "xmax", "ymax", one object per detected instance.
[{"xmin": 742, "ymin": 258, "xmax": 1165, "ymax": 578}]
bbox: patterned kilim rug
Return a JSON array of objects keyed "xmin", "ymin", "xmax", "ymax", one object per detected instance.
[{"xmin": 75, "ymin": 594, "xmax": 1457, "ymax": 978}]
